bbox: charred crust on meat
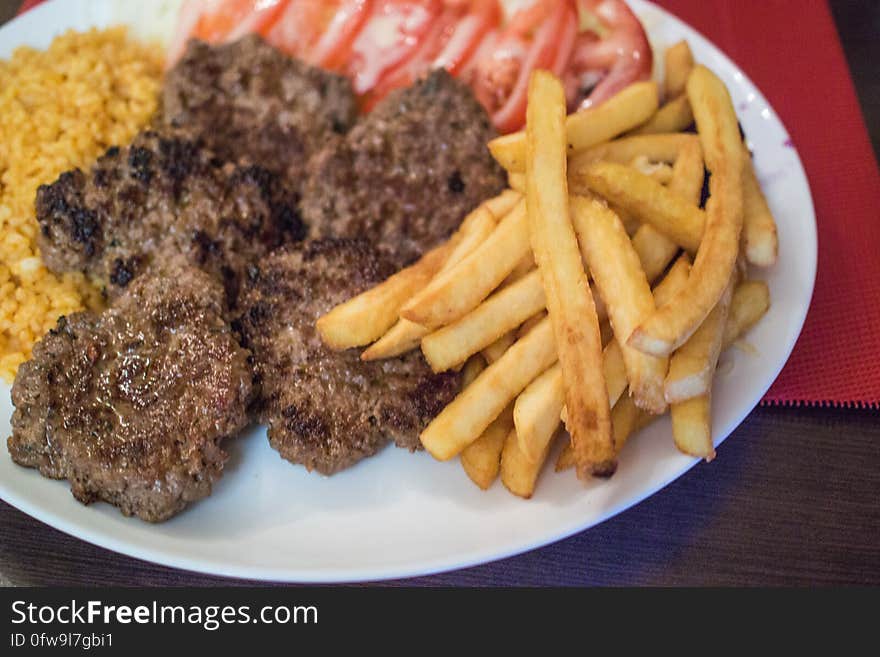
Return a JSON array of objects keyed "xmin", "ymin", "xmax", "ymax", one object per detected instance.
[
  {"xmin": 109, "ymin": 257, "xmax": 137, "ymax": 288},
  {"xmin": 447, "ymin": 170, "xmax": 465, "ymax": 194},
  {"xmin": 128, "ymin": 146, "xmax": 154, "ymax": 184}
]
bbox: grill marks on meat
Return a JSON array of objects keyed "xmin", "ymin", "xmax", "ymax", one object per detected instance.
[
  {"xmin": 36, "ymin": 130, "xmax": 303, "ymax": 304},
  {"xmin": 301, "ymin": 69, "xmax": 506, "ymax": 265},
  {"xmin": 236, "ymin": 239, "xmax": 460, "ymax": 475},
  {"xmin": 7, "ymin": 262, "xmax": 253, "ymax": 522},
  {"xmin": 159, "ymin": 35, "xmax": 357, "ymax": 194}
]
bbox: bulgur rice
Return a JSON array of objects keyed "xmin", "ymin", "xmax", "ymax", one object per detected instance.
[{"xmin": 0, "ymin": 27, "xmax": 162, "ymax": 381}]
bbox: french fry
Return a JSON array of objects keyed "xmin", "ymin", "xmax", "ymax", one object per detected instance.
[
  {"xmin": 556, "ymin": 394, "xmax": 656, "ymax": 470},
  {"xmin": 571, "ymin": 160, "xmax": 705, "ymax": 253},
  {"xmin": 482, "ymin": 330, "xmax": 516, "ymax": 364},
  {"xmin": 501, "ymin": 427, "xmax": 550, "ymax": 499},
  {"xmin": 420, "ymin": 317, "xmax": 557, "ymax": 460},
  {"xmin": 723, "ymin": 280, "xmax": 770, "ymax": 348},
  {"xmin": 664, "ymin": 40, "xmax": 695, "ymax": 99},
  {"xmin": 317, "ymin": 243, "xmax": 449, "ymax": 350},
  {"xmin": 518, "ymin": 311, "xmax": 547, "ymax": 340},
  {"xmin": 670, "ymin": 279, "xmax": 770, "ymax": 460},
  {"xmin": 572, "ymin": 195, "xmax": 668, "ymax": 414},
  {"xmin": 629, "ymin": 155, "xmax": 675, "ymax": 184},
  {"xmin": 483, "ymin": 188, "xmax": 523, "ymax": 219},
  {"xmin": 631, "ymin": 94, "xmax": 694, "ymax": 135},
  {"xmin": 628, "ymin": 65, "xmax": 745, "ymax": 357},
  {"xmin": 508, "ymin": 172, "xmax": 526, "ymax": 193},
  {"xmin": 400, "ymin": 200, "xmax": 530, "ymax": 329},
  {"xmin": 570, "ymin": 133, "xmax": 699, "ymax": 169},
  {"xmin": 461, "ymin": 403, "xmax": 513, "ymax": 490},
  {"xmin": 671, "ymin": 394, "xmax": 715, "ymax": 460},
  {"xmin": 514, "ymin": 365, "xmax": 564, "ymax": 462},
  {"xmin": 664, "ymin": 278, "xmax": 734, "ymax": 403},
  {"xmin": 421, "ymin": 269, "xmax": 545, "ymax": 372},
  {"xmin": 667, "ymin": 136, "xmax": 705, "ymax": 206},
  {"xmin": 362, "ymin": 205, "xmax": 498, "ymax": 360},
  {"xmin": 653, "ymin": 254, "xmax": 693, "ymax": 305},
  {"xmin": 526, "ymin": 71, "xmax": 614, "ymax": 478},
  {"xmin": 461, "ymin": 355, "xmax": 486, "ymax": 388},
  {"xmin": 741, "ymin": 150, "xmax": 779, "ymax": 267},
  {"xmin": 489, "ymin": 81, "xmax": 660, "ymax": 173},
  {"xmin": 515, "ymin": 338, "xmax": 628, "ymax": 464},
  {"xmin": 627, "ymin": 139, "xmax": 701, "ymax": 285}
]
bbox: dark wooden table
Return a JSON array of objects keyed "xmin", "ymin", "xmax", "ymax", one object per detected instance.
[{"xmin": 1, "ymin": 1, "xmax": 878, "ymax": 587}]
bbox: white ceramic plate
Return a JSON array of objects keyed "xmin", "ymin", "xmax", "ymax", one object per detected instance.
[{"xmin": 0, "ymin": 0, "xmax": 816, "ymax": 582}]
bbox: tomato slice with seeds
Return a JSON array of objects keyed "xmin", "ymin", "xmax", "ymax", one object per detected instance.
[
  {"xmin": 265, "ymin": 0, "xmax": 373, "ymax": 70},
  {"xmin": 362, "ymin": 0, "xmax": 501, "ymax": 111},
  {"xmin": 345, "ymin": 0, "xmax": 442, "ymax": 96},
  {"xmin": 192, "ymin": 0, "xmax": 287, "ymax": 42},
  {"xmin": 470, "ymin": 0, "xmax": 578, "ymax": 133}
]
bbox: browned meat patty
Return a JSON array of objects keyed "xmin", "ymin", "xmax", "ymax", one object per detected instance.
[
  {"xmin": 7, "ymin": 261, "xmax": 253, "ymax": 522},
  {"xmin": 236, "ymin": 239, "xmax": 460, "ymax": 475},
  {"xmin": 159, "ymin": 34, "xmax": 357, "ymax": 193},
  {"xmin": 35, "ymin": 130, "xmax": 303, "ymax": 304},
  {"xmin": 301, "ymin": 69, "xmax": 506, "ymax": 265}
]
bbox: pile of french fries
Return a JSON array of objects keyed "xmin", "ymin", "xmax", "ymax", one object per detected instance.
[{"xmin": 317, "ymin": 41, "xmax": 777, "ymax": 498}]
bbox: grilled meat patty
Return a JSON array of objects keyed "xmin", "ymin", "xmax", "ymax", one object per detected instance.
[
  {"xmin": 7, "ymin": 261, "xmax": 253, "ymax": 522},
  {"xmin": 236, "ymin": 238, "xmax": 460, "ymax": 475},
  {"xmin": 160, "ymin": 34, "xmax": 358, "ymax": 193},
  {"xmin": 36, "ymin": 130, "xmax": 303, "ymax": 304},
  {"xmin": 301, "ymin": 69, "xmax": 506, "ymax": 265}
]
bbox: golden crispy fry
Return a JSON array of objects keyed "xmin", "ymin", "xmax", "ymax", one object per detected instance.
[
  {"xmin": 483, "ymin": 188, "xmax": 523, "ymax": 219},
  {"xmin": 317, "ymin": 243, "xmax": 449, "ymax": 350},
  {"xmin": 631, "ymin": 94, "xmax": 694, "ymax": 135},
  {"xmin": 400, "ymin": 200, "xmax": 530, "ymax": 329},
  {"xmin": 723, "ymin": 280, "xmax": 770, "ymax": 348},
  {"xmin": 420, "ymin": 318, "xmax": 557, "ymax": 460},
  {"xmin": 664, "ymin": 40, "xmax": 695, "ymax": 99},
  {"xmin": 556, "ymin": 394, "xmax": 656, "ymax": 470},
  {"xmin": 362, "ymin": 206, "xmax": 498, "ymax": 360},
  {"xmin": 518, "ymin": 311, "xmax": 547, "ymax": 340},
  {"xmin": 515, "ymin": 338, "xmax": 628, "ymax": 464},
  {"xmin": 628, "ymin": 155, "xmax": 675, "ymax": 184},
  {"xmin": 664, "ymin": 278, "xmax": 734, "ymax": 403},
  {"xmin": 501, "ymin": 427, "xmax": 551, "ymax": 499},
  {"xmin": 570, "ymin": 133, "xmax": 699, "ymax": 169},
  {"xmin": 671, "ymin": 394, "xmax": 715, "ymax": 461},
  {"xmin": 461, "ymin": 403, "xmax": 513, "ymax": 490},
  {"xmin": 653, "ymin": 254, "xmax": 693, "ymax": 306},
  {"xmin": 489, "ymin": 81, "xmax": 659, "ymax": 173},
  {"xmin": 482, "ymin": 330, "xmax": 516, "ymax": 364},
  {"xmin": 514, "ymin": 365, "xmax": 564, "ymax": 462},
  {"xmin": 667, "ymin": 136, "xmax": 705, "ymax": 205},
  {"xmin": 627, "ymin": 139, "xmax": 701, "ymax": 284},
  {"xmin": 421, "ymin": 269, "xmax": 545, "ymax": 372},
  {"xmin": 461, "ymin": 355, "xmax": 486, "ymax": 388},
  {"xmin": 572, "ymin": 196, "xmax": 668, "ymax": 413},
  {"xmin": 742, "ymin": 150, "xmax": 779, "ymax": 267},
  {"xmin": 571, "ymin": 161, "xmax": 706, "ymax": 253},
  {"xmin": 508, "ymin": 172, "xmax": 526, "ymax": 193},
  {"xmin": 628, "ymin": 66, "xmax": 745, "ymax": 357},
  {"xmin": 526, "ymin": 71, "xmax": 614, "ymax": 478}
]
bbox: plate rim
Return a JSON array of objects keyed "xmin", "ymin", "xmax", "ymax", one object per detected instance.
[{"xmin": 0, "ymin": 0, "xmax": 818, "ymax": 583}]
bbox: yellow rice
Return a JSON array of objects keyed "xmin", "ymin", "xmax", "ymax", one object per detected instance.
[{"xmin": 0, "ymin": 27, "xmax": 162, "ymax": 382}]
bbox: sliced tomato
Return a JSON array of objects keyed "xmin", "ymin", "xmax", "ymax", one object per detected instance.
[
  {"xmin": 192, "ymin": 0, "xmax": 288, "ymax": 43},
  {"xmin": 564, "ymin": 0, "xmax": 653, "ymax": 110},
  {"xmin": 345, "ymin": 0, "xmax": 442, "ymax": 96},
  {"xmin": 470, "ymin": 0, "xmax": 578, "ymax": 133},
  {"xmin": 265, "ymin": 0, "xmax": 373, "ymax": 70},
  {"xmin": 362, "ymin": 1, "xmax": 501, "ymax": 111}
]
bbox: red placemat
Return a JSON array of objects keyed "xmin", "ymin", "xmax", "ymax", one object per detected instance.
[{"xmin": 15, "ymin": 0, "xmax": 880, "ymax": 409}]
